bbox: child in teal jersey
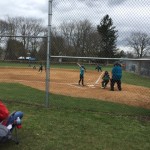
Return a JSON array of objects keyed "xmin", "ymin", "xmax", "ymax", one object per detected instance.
[
  {"xmin": 78, "ymin": 65, "xmax": 86, "ymax": 86},
  {"xmin": 95, "ymin": 64, "xmax": 102, "ymax": 72}
]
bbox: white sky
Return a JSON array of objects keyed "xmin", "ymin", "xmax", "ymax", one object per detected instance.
[{"xmin": 0, "ymin": 0, "xmax": 150, "ymax": 51}]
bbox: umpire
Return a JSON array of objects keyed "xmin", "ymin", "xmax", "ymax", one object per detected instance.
[{"xmin": 110, "ymin": 62, "xmax": 122, "ymax": 91}]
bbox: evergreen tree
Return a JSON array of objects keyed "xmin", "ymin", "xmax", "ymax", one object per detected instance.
[
  {"xmin": 97, "ymin": 14, "xmax": 118, "ymax": 57},
  {"xmin": 5, "ymin": 39, "xmax": 25, "ymax": 60}
]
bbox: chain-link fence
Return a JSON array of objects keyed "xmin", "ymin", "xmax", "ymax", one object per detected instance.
[{"xmin": 0, "ymin": 0, "xmax": 150, "ymax": 109}]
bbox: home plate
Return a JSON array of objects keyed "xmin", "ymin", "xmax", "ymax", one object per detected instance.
[{"xmin": 88, "ymin": 85, "xmax": 95, "ymax": 88}]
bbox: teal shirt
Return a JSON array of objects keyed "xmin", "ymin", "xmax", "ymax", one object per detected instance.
[{"xmin": 80, "ymin": 67, "xmax": 85, "ymax": 75}]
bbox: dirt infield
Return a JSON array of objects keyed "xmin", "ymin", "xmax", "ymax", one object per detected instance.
[{"xmin": 0, "ymin": 67, "xmax": 150, "ymax": 109}]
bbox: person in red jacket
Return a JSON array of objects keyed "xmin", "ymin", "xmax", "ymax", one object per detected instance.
[
  {"xmin": 0, "ymin": 100, "xmax": 23, "ymax": 129},
  {"xmin": 0, "ymin": 101, "xmax": 9, "ymax": 122}
]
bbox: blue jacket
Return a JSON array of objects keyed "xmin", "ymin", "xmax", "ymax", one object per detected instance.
[{"xmin": 112, "ymin": 66, "xmax": 122, "ymax": 80}]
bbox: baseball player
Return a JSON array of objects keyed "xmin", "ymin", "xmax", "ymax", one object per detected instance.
[
  {"xmin": 95, "ymin": 64, "xmax": 102, "ymax": 72},
  {"xmin": 101, "ymin": 71, "xmax": 110, "ymax": 88},
  {"xmin": 39, "ymin": 63, "xmax": 43, "ymax": 72},
  {"xmin": 77, "ymin": 63, "xmax": 86, "ymax": 86}
]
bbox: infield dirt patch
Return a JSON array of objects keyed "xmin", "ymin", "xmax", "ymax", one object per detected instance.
[{"xmin": 0, "ymin": 67, "xmax": 150, "ymax": 109}]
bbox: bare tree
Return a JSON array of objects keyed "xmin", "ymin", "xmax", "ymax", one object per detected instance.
[
  {"xmin": 60, "ymin": 22, "xmax": 75, "ymax": 55},
  {"xmin": 74, "ymin": 19, "xmax": 94, "ymax": 56},
  {"xmin": 0, "ymin": 19, "xmax": 10, "ymax": 40},
  {"xmin": 127, "ymin": 32, "xmax": 150, "ymax": 58},
  {"xmin": 5, "ymin": 39, "xmax": 24, "ymax": 60},
  {"xmin": 6, "ymin": 16, "xmax": 45, "ymax": 56},
  {"xmin": 51, "ymin": 27, "xmax": 66, "ymax": 55},
  {"xmin": 0, "ymin": 19, "xmax": 10, "ymax": 58},
  {"xmin": 84, "ymin": 30, "xmax": 102, "ymax": 57},
  {"xmin": 60, "ymin": 20, "xmax": 97, "ymax": 56}
]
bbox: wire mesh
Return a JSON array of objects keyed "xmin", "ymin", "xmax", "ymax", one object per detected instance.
[{"xmin": 0, "ymin": 0, "xmax": 150, "ymax": 110}]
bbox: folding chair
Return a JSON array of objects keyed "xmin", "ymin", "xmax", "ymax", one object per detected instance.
[{"xmin": 0, "ymin": 111, "xmax": 23, "ymax": 144}]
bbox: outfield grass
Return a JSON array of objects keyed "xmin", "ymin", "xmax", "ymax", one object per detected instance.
[
  {"xmin": 122, "ymin": 71, "xmax": 150, "ymax": 88},
  {"xmin": 0, "ymin": 61, "xmax": 29, "ymax": 67},
  {"xmin": 0, "ymin": 83, "xmax": 150, "ymax": 150}
]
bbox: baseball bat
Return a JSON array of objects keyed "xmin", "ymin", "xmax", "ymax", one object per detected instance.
[{"xmin": 77, "ymin": 63, "xmax": 81, "ymax": 67}]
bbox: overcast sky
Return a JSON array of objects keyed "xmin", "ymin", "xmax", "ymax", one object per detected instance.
[{"xmin": 0, "ymin": 0, "xmax": 150, "ymax": 51}]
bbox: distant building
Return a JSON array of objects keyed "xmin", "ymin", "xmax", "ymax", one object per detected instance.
[{"xmin": 122, "ymin": 58, "xmax": 150, "ymax": 78}]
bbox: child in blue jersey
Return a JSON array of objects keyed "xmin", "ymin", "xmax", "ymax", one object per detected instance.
[
  {"xmin": 101, "ymin": 71, "xmax": 110, "ymax": 88},
  {"xmin": 78, "ymin": 65, "xmax": 86, "ymax": 86},
  {"xmin": 110, "ymin": 62, "xmax": 122, "ymax": 91}
]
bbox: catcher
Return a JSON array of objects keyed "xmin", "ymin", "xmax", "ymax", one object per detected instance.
[{"xmin": 101, "ymin": 71, "xmax": 110, "ymax": 88}]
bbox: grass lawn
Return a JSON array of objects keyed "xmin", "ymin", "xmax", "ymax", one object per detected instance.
[
  {"xmin": 0, "ymin": 61, "xmax": 30, "ymax": 67},
  {"xmin": 0, "ymin": 83, "xmax": 150, "ymax": 150}
]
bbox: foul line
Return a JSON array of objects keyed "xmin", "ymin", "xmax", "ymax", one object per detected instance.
[
  {"xmin": 94, "ymin": 72, "xmax": 104, "ymax": 85},
  {"xmin": 0, "ymin": 79, "xmax": 99, "ymax": 89}
]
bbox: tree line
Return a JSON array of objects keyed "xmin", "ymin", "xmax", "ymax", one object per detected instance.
[{"xmin": 0, "ymin": 15, "xmax": 150, "ymax": 61}]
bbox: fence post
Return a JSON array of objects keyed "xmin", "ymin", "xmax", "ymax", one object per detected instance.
[{"xmin": 45, "ymin": 0, "xmax": 52, "ymax": 107}]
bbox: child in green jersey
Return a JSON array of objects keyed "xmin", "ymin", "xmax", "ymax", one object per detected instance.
[{"xmin": 101, "ymin": 71, "xmax": 110, "ymax": 88}]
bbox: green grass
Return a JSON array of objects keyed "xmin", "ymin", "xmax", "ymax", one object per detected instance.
[
  {"xmin": 0, "ymin": 83, "xmax": 150, "ymax": 150},
  {"xmin": 51, "ymin": 63, "xmax": 113, "ymax": 71},
  {"xmin": 0, "ymin": 61, "xmax": 30, "ymax": 67},
  {"xmin": 122, "ymin": 71, "xmax": 150, "ymax": 88}
]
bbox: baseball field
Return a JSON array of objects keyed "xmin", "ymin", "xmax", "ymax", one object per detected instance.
[
  {"xmin": 0, "ymin": 65, "xmax": 150, "ymax": 150},
  {"xmin": 0, "ymin": 67, "xmax": 149, "ymax": 109}
]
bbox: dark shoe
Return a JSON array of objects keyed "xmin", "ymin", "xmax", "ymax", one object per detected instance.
[{"xmin": 110, "ymin": 89, "xmax": 114, "ymax": 91}]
